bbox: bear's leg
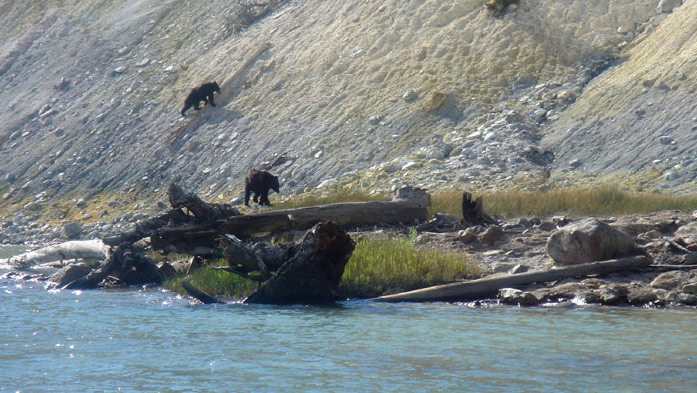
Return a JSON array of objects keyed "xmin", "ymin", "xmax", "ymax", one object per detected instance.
[
  {"xmin": 253, "ymin": 193, "xmax": 259, "ymax": 203},
  {"xmin": 244, "ymin": 186, "xmax": 252, "ymax": 206},
  {"xmin": 260, "ymin": 190, "xmax": 271, "ymax": 206},
  {"xmin": 181, "ymin": 103, "xmax": 192, "ymax": 116},
  {"xmin": 208, "ymin": 94, "xmax": 217, "ymax": 107},
  {"xmin": 194, "ymin": 102, "xmax": 201, "ymax": 110}
]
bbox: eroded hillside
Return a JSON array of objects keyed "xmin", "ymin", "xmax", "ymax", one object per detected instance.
[{"xmin": 0, "ymin": 0, "xmax": 687, "ymax": 222}]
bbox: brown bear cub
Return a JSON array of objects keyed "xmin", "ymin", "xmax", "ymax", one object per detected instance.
[
  {"xmin": 245, "ymin": 169, "xmax": 280, "ymax": 206},
  {"xmin": 181, "ymin": 81, "xmax": 220, "ymax": 116}
]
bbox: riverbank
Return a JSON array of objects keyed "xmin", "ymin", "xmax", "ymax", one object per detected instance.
[{"xmin": 4, "ymin": 202, "xmax": 697, "ymax": 308}]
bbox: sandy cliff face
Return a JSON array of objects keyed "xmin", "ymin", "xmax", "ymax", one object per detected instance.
[
  {"xmin": 0, "ymin": 0, "xmax": 688, "ymax": 215},
  {"xmin": 543, "ymin": 0, "xmax": 697, "ymax": 192}
]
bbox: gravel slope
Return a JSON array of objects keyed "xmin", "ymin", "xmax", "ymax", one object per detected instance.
[{"xmin": 0, "ymin": 0, "xmax": 690, "ymax": 219}]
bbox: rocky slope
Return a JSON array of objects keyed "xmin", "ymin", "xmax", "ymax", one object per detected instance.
[{"xmin": 0, "ymin": 0, "xmax": 692, "ymax": 223}]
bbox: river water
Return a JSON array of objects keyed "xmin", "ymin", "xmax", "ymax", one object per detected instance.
[{"xmin": 2, "ymin": 248, "xmax": 697, "ymax": 392}]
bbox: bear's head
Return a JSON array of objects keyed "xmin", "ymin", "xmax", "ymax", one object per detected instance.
[
  {"xmin": 213, "ymin": 81, "xmax": 220, "ymax": 93},
  {"xmin": 271, "ymin": 175, "xmax": 280, "ymax": 194}
]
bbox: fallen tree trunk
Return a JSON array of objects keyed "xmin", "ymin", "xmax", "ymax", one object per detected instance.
[
  {"xmin": 103, "ymin": 183, "xmax": 241, "ymax": 248},
  {"xmin": 151, "ymin": 187, "xmax": 430, "ymax": 254},
  {"xmin": 373, "ymin": 256, "xmax": 651, "ymax": 303},
  {"xmin": 0, "ymin": 240, "xmax": 110, "ymax": 268}
]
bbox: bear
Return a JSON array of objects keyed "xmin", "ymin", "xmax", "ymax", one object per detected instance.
[
  {"xmin": 181, "ymin": 81, "xmax": 221, "ymax": 116},
  {"xmin": 245, "ymin": 169, "xmax": 280, "ymax": 206}
]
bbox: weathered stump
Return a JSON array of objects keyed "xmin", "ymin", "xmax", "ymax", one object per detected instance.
[
  {"xmin": 244, "ymin": 221, "xmax": 355, "ymax": 304},
  {"xmin": 462, "ymin": 192, "xmax": 497, "ymax": 228}
]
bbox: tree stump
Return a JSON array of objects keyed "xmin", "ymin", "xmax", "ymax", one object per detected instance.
[
  {"xmin": 244, "ymin": 221, "xmax": 355, "ymax": 304},
  {"xmin": 461, "ymin": 192, "xmax": 497, "ymax": 228}
]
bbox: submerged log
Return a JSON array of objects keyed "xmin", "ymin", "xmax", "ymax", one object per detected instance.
[
  {"xmin": 0, "ymin": 240, "xmax": 110, "ymax": 268},
  {"xmin": 462, "ymin": 192, "xmax": 497, "ymax": 228},
  {"xmin": 182, "ymin": 280, "xmax": 226, "ymax": 304},
  {"xmin": 245, "ymin": 221, "xmax": 355, "ymax": 304},
  {"xmin": 373, "ymin": 256, "xmax": 651, "ymax": 303}
]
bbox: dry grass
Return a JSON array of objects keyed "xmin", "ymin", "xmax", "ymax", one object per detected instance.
[{"xmin": 431, "ymin": 187, "xmax": 697, "ymax": 218}]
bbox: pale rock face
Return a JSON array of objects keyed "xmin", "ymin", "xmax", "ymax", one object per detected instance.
[{"xmin": 658, "ymin": 0, "xmax": 682, "ymax": 13}]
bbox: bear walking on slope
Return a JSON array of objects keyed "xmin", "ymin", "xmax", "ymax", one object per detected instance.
[
  {"xmin": 245, "ymin": 169, "xmax": 280, "ymax": 206},
  {"xmin": 181, "ymin": 81, "xmax": 220, "ymax": 116}
]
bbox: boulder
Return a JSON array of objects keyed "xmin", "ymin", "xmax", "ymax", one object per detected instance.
[
  {"xmin": 48, "ymin": 263, "xmax": 93, "ymax": 289},
  {"xmin": 598, "ymin": 285, "xmax": 626, "ymax": 305},
  {"xmin": 546, "ymin": 218, "xmax": 642, "ymax": 265},
  {"xmin": 498, "ymin": 288, "xmax": 540, "ymax": 306},
  {"xmin": 547, "ymin": 282, "xmax": 587, "ymax": 300},
  {"xmin": 674, "ymin": 222, "xmax": 697, "ymax": 247},
  {"xmin": 627, "ymin": 287, "xmax": 658, "ymax": 306},
  {"xmin": 650, "ymin": 271, "xmax": 689, "ymax": 289},
  {"xmin": 63, "ymin": 222, "xmax": 83, "ymax": 239},
  {"xmin": 677, "ymin": 292, "xmax": 697, "ymax": 305},
  {"xmin": 480, "ymin": 225, "xmax": 504, "ymax": 246}
]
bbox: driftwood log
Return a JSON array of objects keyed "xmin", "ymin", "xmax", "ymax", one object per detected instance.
[
  {"xmin": 373, "ymin": 256, "xmax": 651, "ymax": 303},
  {"xmin": 62, "ymin": 244, "xmax": 164, "ymax": 290},
  {"xmin": 0, "ymin": 240, "xmax": 110, "ymax": 268},
  {"xmin": 462, "ymin": 192, "xmax": 497, "ymax": 228},
  {"xmin": 103, "ymin": 183, "xmax": 242, "ymax": 249},
  {"xmin": 181, "ymin": 280, "xmax": 226, "ymax": 304},
  {"xmin": 150, "ymin": 187, "xmax": 430, "ymax": 255},
  {"xmin": 182, "ymin": 221, "xmax": 355, "ymax": 305}
]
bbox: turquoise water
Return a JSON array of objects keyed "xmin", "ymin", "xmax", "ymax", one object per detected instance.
[{"xmin": 2, "ymin": 250, "xmax": 697, "ymax": 392}]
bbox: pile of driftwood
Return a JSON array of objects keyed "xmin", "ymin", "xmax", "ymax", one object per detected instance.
[
  {"xmin": 4, "ymin": 187, "xmax": 660, "ymax": 305},
  {"xmin": 4, "ymin": 184, "xmax": 431, "ymax": 304}
]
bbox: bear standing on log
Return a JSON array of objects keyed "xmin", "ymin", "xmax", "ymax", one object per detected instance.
[
  {"xmin": 181, "ymin": 81, "xmax": 220, "ymax": 116},
  {"xmin": 245, "ymin": 170, "xmax": 280, "ymax": 206}
]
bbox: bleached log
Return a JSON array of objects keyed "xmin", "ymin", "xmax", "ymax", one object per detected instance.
[
  {"xmin": 373, "ymin": 256, "xmax": 651, "ymax": 303},
  {"xmin": 152, "ymin": 187, "xmax": 430, "ymax": 250},
  {"xmin": 1, "ymin": 240, "xmax": 110, "ymax": 268}
]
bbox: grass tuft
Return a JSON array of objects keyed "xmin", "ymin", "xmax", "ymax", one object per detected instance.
[
  {"xmin": 338, "ymin": 234, "xmax": 480, "ymax": 299},
  {"xmin": 431, "ymin": 187, "xmax": 697, "ymax": 218},
  {"xmin": 165, "ymin": 259, "xmax": 259, "ymax": 299}
]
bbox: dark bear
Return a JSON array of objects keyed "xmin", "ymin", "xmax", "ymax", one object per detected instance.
[
  {"xmin": 245, "ymin": 169, "xmax": 280, "ymax": 206},
  {"xmin": 181, "ymin": 81, "xmax": 221, "ymax": 116}
]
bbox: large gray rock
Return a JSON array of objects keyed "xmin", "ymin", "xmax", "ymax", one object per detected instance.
[
  {"xmin": 48, "ymin": 263, "xmax": 93, "ymax": 289},
  {"xmin": 650, "ymin": 271, "xmax": 689, "ymax": 289},
  {"xmin": 63, "ymin": 222, "xmax": 83, "ymax": 239},
  {"xmin": 546, "ymin": 218, "xmax": 641, "ymax": 265}
]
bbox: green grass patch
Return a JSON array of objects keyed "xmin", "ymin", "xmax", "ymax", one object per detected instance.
[
  {"xmin": 165, "ymin": 259, "xmax": 259, "ymax": 299},
  {"xmin": 431, "ymin": 187, "xmax": 697, "ymax": 218},
  {"xmin": 165, "ymin": 234, "xmax": 479, "ymax": 300},
  {"xmin": 338, "ymin": 233, "xmax": 480, "ymax": 299}
]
